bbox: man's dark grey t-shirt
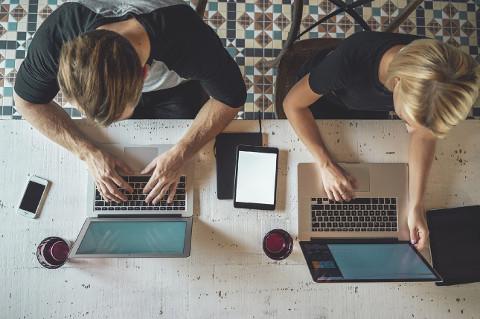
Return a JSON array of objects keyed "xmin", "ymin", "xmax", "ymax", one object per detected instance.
[{"xmin": 15, "ymin": 0, "xmax": 246, "ymax": 107}]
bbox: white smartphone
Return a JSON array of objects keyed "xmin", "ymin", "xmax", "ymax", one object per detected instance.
[{"xmin": 17, "ymin": 175, "xmax": 50, "ymax": 219}]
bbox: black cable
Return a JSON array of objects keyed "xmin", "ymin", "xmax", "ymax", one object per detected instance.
[{"xmin": 258, "ymin": 110, "xmax": 262, "ymax": 136}]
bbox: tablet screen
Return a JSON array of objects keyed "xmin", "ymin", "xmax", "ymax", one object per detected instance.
[{"xmin": 235, "ymin": 150, "xmax": 277, "ymax": 205}]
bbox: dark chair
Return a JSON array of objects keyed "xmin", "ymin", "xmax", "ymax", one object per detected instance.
[
  {"xmin": 270, "ymin": 0, "xmax": 424, "ymax": 68},
  {"xmin": 194, "ymin": 0, "xmax": 208, "ymax": 18},
  {"xmin": 274, "ymin": 0, "xmax": 424, "ymax": 119},
  {"xmin": 275, "ymin": 38, "xmax": 342, "ymax": 120}
]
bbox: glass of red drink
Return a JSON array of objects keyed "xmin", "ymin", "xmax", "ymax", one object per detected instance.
[
  {"xmin": 36, "ymin": 237, "xmax": 70, "ymax": 269},
  {"xmin": 262, "ymin": 229, "xmax": 293, "ymax": 260}
]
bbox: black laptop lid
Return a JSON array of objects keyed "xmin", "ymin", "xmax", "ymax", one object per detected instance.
[
  {"xmin": 300, "ymin": 239, "xmax": 440, "ymax": 283},
  {"xmin": 427, "ymin": 206, "xmax": 480, "ymax": 285}
]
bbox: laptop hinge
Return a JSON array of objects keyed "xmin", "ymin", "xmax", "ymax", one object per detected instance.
[
  {"xmin": 310, "ymin": 237, "xmax": 398, "ymax": 243},
  {"xmin": 97, "ymin": 214, "xmax": 183, "ymax": 218}
]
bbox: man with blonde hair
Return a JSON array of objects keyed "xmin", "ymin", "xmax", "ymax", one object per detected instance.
[
  {"xmin": 14, "ymin": 0, "xmax": 246, "ymax": 204},
  {"xmin": 283, "ymin": 31, "xmax": 479, "ymax": 249}
]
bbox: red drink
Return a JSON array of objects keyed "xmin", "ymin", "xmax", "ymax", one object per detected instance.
[
  {"xmin": 36, "ymin": 237, "xmax": 70, "ymax": 269},
  {"xmin": 263, "ymin": 229, "xmax": 293, "ymax": 260}
]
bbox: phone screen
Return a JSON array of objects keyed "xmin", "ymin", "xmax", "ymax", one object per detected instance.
[
  {"xmin": 19, "ymin": 181, "xmax": 46, "ymax": 213},
  {"xmin": 235, "ymin": 150, "xmax": 277, "ymax": 205}
]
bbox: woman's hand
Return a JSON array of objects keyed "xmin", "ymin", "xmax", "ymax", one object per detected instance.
[
  {"xmin": 318, "ymin": 162, "xmax": 357, "ymax": 202},
  {"xmin": 407, "ymin": 204, "xmax": 429, "ymax": 250}
]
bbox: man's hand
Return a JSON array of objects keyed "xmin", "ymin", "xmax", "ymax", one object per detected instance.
[
  {"xmin": 319, "ymin": 162, "xmax": 357, "ymax": 202},
  {"xmin": 142, "ymin": 149, "xmax": 184, "ymax": 204},
  {"xmin": 407, "ymin": 205, "xmax": 429, "ymax": 250},
  {"xmin": 85, "ymin": 148, "xmax": 133, "ymax": 203}
]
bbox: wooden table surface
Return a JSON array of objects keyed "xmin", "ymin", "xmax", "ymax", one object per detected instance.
[{"xmin": 1, "ymin": 119, "xmax": 479, "ymax": 319}]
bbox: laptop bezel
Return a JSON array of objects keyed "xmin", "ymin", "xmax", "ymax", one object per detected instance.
[
  {"xmin": 69, "ymin": 217, "xmax": 193, "ymax": 258},
  {"xmin": 300, "ymin": 238, "xmax": 441, "ymax": 283}
]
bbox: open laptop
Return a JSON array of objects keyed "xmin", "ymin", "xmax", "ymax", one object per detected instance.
[
  {"xmin": 297, "ymin": 163, "xmax": 440, "ymax": 282},
  {"xmin": 86, "ymin": 144, "xmax": 193, "ymax": 218},
  {"xmin": 71, "ymin": 144, "xmax": 194, "ymax": 258}
]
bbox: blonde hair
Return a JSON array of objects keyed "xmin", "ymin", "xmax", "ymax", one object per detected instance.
[
  {"xmin": 386, "ymin": 39, "xmax": 479, "ymax": 138},
  {"xmin": 58, "ymin": 30, "xmax": 144, "ymax": 126}
]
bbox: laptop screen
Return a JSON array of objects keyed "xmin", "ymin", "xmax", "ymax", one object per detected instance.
[
  {"xmin": 71, "ymin": 218, "xmax": 191, "ymax": 257},
  {"xmin": 301, "ymin": 241, "xmax": 439, "ymax": 282}
]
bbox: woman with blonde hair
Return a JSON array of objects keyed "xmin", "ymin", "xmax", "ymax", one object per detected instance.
[{"xmin": 283, "ymin": 31, "xmax": 479, "ymax": 249}]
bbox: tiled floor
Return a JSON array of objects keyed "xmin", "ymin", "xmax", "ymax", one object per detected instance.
[{"xmin": 0, "ymin": 0, "xmax": 479, "ymax": 119}]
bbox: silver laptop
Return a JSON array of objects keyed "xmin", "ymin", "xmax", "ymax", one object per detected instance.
[
  {"xmin": 298, "ymin": 163, "xmax": 409, "ymax": 241},
  {"xmin": 76, "ymin": 144, "xmax": 194, "ymax": 259},
  {"xmin": 86, "ymin": 144, "xmax": 194, "ymax": 218},
  {"xmin": 69, "ymin": 216, "xmax": 193, "ymax": 258}
]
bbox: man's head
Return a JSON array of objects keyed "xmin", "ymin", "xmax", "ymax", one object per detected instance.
[
  {"xmin": 58, "ymin": 30, "xmax": 144, "ymax": 126},
  {"xmin": 387, "ymin": 39, "xmax": 479, "ymax": 138}
]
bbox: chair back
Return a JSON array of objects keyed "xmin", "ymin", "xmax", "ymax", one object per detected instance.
[
  {"xmin": 194, "ymin": 0, "xmax": 208, "ymax": 18},
  {"xmin": 275, "ymin": 38, "xmax": 342, "ymax": 119}
]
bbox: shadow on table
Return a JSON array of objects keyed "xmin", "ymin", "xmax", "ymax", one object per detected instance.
[
  {"xmin": 275, "ymin": 149, "xmax": 289, "ymax": 212},
  {"xmin": 192, "ymin": 218, "xmax": 306, "ymax": 266},
  {"xmin": 192, "ymin": 219, "xmax": 251, "ymax": 256}
]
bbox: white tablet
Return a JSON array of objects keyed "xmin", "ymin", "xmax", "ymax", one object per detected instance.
[{"xmin": 233, "ymin": 145, "xmax": 279, "ymax": 210}]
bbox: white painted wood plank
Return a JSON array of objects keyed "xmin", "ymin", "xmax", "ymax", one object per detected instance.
[{"xmin": 0, "ymin": 119, "xmax": 479, "ymax": 319}]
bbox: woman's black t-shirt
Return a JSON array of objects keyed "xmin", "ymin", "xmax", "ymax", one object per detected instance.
[{"xmin": 307, "ymin": 31, "xmax": 423, "ymax": 111}]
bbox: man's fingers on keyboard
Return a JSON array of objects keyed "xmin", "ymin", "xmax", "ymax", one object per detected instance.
[
  {"xmin": 96, "ymin": 184, "xmax": 110, "ymax": 202},
  {"xmin": 143, "ymin": 175, "xmax": 158, "ymax": 193},
  {"xmin": 116, "ymin": 159, "xmax": 134, "ymax": 175},
  {"xmin": 100, "ymin": 184, "xmax": 120, "ymax": 203},
  {"xmin": 140, "ymin": 159, "xmax": 156, "ymax": 175},
  {"xmin": 97, "ymin": 183, "xmax": 112, "ymax": 202},
  {"xmin": 146, "ymin": 180, "xmax": 166, "ymax": 203},
  {"xmin": 167, "ymin": 182, "xmax": 178, "ymax": 203},
  {"xmin": 157, "ymin": 184, "xmax": 171, "ymax": 204},
  {"xmin": 111, "ymin": 173, "xmax": 132, "ymax": 193},
  {"xmin": 104, "ymin": 180, "xmax": 126, "ymax": 202}
]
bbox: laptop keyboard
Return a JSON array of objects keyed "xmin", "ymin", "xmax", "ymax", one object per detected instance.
[
  {"xmin": 311, "ymin": 197, "xmax": 398, "ymax": 232},
  {"xmin": 94, "ymin": 175, "xmax": 187, "ymax": 212}
]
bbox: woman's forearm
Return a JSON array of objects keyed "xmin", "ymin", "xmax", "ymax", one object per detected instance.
[
  {"xmin": 408, "ymin": 131, "xmax": 437, "ymax": 207},
  {"xmin": 285, "ymin": 106, "xmax": 334, "ymax": 167},
  {"xmin": 283, "ymin": 75, "xmax": 334, "ymax": 167}
]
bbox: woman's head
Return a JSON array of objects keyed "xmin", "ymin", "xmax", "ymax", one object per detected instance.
[
  {"xmin": 58, "ymin": 30, "xmax": 144, "ymax": 126},
  {"xmin": 387, "ymin": 39, "xmax": 479, "ymax": 138}
]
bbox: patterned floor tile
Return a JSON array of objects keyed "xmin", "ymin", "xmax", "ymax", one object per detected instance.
[{"xmin": 0, "ymin": 0, "xmax": 479, "ymax": 119}]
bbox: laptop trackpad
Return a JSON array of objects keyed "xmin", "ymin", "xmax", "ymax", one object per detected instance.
[
  {"xmin": 342, "ymin": 166, "xmax": 370, "ymax": 192},
  {"xmin": 123, "ymin": 147, "xmax": 159, "ymax": 173}
]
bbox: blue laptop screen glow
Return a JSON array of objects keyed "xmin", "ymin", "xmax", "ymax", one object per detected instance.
[
  {"xmin": 328, "ymin": 243, "xmax": 437, "ymax": 280},
  {"xmin": 77, "ymin": 221, "xmax": 187, "ymax": 255}
]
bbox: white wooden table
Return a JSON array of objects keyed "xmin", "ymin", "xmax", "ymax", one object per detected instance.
[{"xmin": 1, "ymin": 119, "xmax": 479, "ymax": 319}]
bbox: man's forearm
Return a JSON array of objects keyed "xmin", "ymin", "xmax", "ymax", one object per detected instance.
[
  {"xmin": 14, "ymin": 94, "xmax": 95, "ymax": 160},
  {"xmin": 173, "ymin": 98, "xmax": 239, "ymax": 160},
  {"xmin": 408, "ymin": 131, "xmax": 437, "ymax": 207}
]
